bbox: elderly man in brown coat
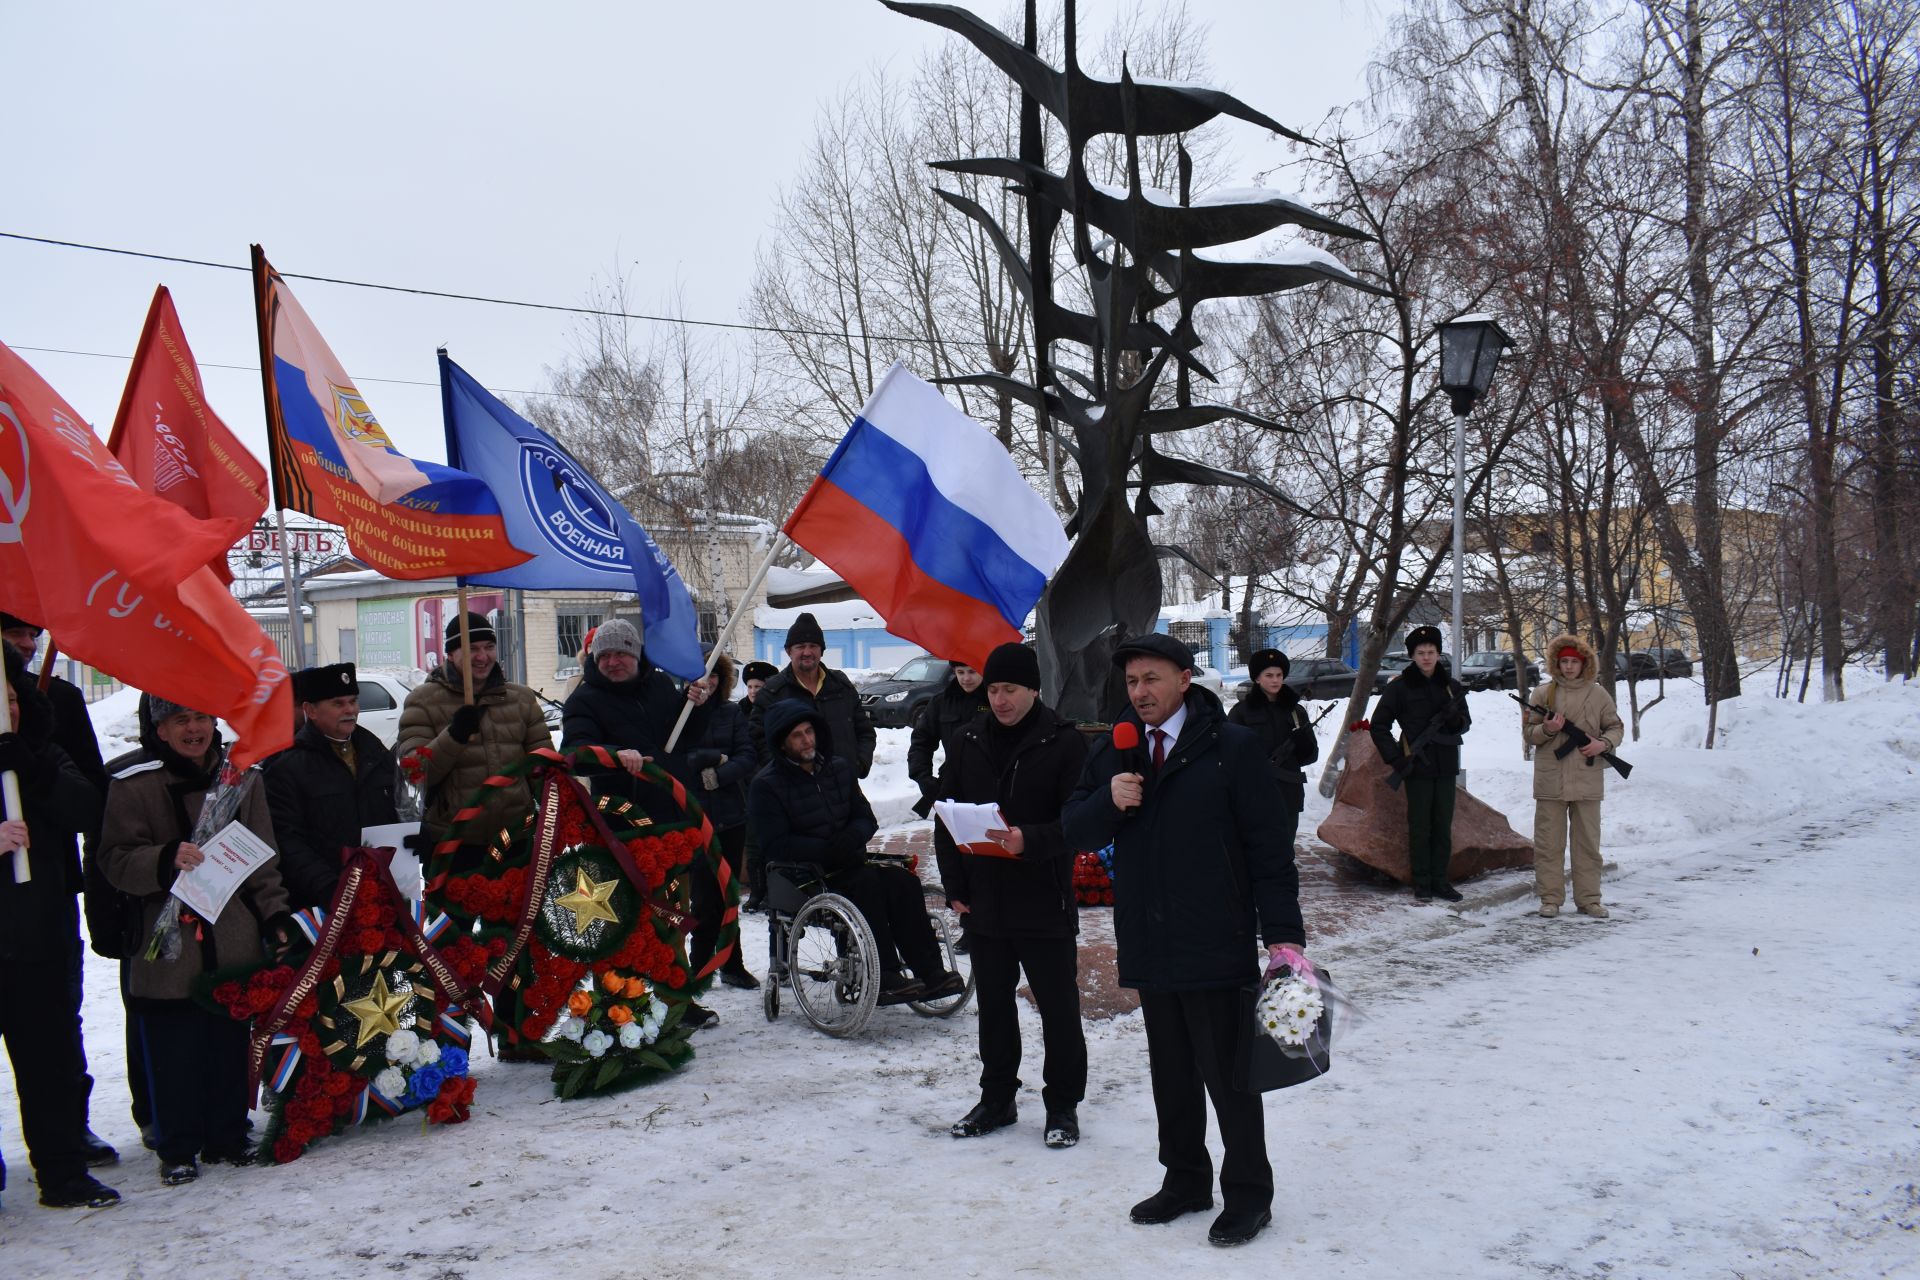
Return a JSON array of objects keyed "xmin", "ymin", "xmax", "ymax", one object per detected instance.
[
  {"xmin": 1523, "ymin": 634, "xmax": 1625, "ymax": 919},
  {"xmin": 396, "ymin": 611, "xmax": 553, "ymax": 852}
]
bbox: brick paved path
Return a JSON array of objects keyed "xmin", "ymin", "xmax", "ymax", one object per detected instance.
[{"xmin": 872, "ymin": 825, "xmax": 1534, "ymax": 1019}]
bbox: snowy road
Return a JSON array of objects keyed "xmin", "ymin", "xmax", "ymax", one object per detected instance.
[{"xmin": 4, "ymin": 685, "xmax": 1916, "ymax": 1277}]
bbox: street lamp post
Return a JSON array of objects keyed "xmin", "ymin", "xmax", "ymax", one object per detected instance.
[{"xmin": 1437, "ymin": 315, "xmax": 1514, "ymax": 785}]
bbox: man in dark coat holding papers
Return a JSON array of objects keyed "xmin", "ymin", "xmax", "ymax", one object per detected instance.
[
  {"xmin": 265, "ymin": 662, "xmax": 400, "ymax": 911},
  {"xmin": 934, "ymin": 642, "xmax": 1088, "ymax": 1148},
  {"xmin": 1062, "ymin": 633, "xmax": 1308, "ymax": 1248}
]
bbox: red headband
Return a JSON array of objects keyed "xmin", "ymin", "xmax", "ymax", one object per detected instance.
[{"xmin": 1557, "ymin": 646, "xmax": 1582, "ymax": 660}]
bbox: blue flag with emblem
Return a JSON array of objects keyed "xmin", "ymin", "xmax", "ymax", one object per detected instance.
[{"xmin": 438, "ymin": 351, "xmax": 705, "ymax": 680}]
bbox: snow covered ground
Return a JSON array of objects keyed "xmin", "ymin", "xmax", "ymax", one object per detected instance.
[{"xmin": 3, "ymin": 675, "xmax": 1915, "ymax": 1277}]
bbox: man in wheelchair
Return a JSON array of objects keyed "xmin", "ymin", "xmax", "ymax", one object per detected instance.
[{"xmin": 748, "ymin": 700, "xmax": 965, "ymax": 1005}]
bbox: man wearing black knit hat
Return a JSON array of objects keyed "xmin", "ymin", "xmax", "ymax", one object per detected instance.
[
  {"xmin": 1369, "ymin": 624, "xmax": 1472, "ymax": 902},
  {"xmin": 1228, "ymin": 649, "xmax": 1319, "ymax": 860},
  {"xmin": 747, "ymin": 611, "xmax": 874, "ymax": 779},
  {"xmin": 1062, "ymin": 631, "xmax": 1308, "ymax": 1247},
  {"xmin": 936, "ymin": 642, "xmax": 1088, "ymax": 1149},
  {"xmin": 397, "ymin": 613, "xmax": 551, "ymax": 871},
  {"xmin": 265, "ymin": 662, "xmax": 400, "ymax": 910}
]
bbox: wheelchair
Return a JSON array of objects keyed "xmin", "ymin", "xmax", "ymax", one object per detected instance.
[{"xmin": 760, "ymin": 854, "xmax": 973, "ymax": 1037}]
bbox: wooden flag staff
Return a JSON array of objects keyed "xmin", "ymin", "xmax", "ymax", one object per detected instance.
[{"xmin": 662, "ymin": 533, "xmax": 790, "ymax": 754}]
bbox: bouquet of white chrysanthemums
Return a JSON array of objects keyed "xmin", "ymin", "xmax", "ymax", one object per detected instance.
[{"xmin": 1256, "ymin": 969, "xmax": 1327, "ymax": 1053}]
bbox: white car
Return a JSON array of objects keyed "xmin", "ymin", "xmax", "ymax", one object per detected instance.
[{"xmin": 353, "ymin": 671, "xmax": 420, "ymax": 747}]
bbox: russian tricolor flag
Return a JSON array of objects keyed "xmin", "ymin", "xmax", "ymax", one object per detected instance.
[{"xmin": 784, "ymin": 363, "xmax": 1068, "ymax": 670}]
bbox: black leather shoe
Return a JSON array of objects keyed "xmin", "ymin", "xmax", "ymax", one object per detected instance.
[
  {"xmin": 918, "ymin": 970, "xmax": 966, "ymax": 1000},
  {"xmin": 949, "ymin": 1098, "xmax": 1017, "ymax": 1138},
  {"xmin": 1208, "ymin": 1207, "xmax": 1272, "ymax": 1246},
  {"xmin": 1432, "ymin": 882, "xmax": 1463, "ymax": 902},
  {"xmin": 39, "ymin": 1173, "xmax": 121, "ymax": 1209},
  {"xmin": 1129, "ymin": 1188, "xmax": 1213, "ymax": 1224},
  {"xmin": 720, "ymin": 962, "xmax": 760, "ymax": 990},
  {"xmin": 202, "ymin": 1143, "xmax": 256, "ymax": 1167},
  {"xmin": 1043, "ymin": 1109, "xmax": 1079, "ymax": 1148},
  {"xmin": 682, "ymin": 1002, "xmax": 718, "ymax": 1029},
  {"xmin": 877, "ymin": 973, "xmax": 926, "ymax": 1006},
  {"xmin": 82, "ymin": 1129, "xmax": 120, "ymax": 1167},
  {"xmin": 1413, "ymin": 885, "xmax": 1434, "ymax": 902},
  {"xmin": 159, "ymin": 1160, "xmax": 199, "ymax": 1187}
]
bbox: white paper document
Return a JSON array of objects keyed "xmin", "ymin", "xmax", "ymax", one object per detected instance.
[
  {"xmin": 932, "ymin": 800, "xmax": 1016, "ymax": 857},
  {"xmin": 170, "ymin": 820, "xmax": 276, "ymax": 923},
  {"xmin": 362, "ymin": 822, "xmax": 424, "ymax": 900}
]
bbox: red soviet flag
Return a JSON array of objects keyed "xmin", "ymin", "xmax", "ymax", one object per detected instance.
[
  {"xmin": 107, "ymin": 286, "xmax": 271, "ymax": 583},
  {"xmin": 0, "ymin": 340, "xmax": 290, "ymax": 767}
]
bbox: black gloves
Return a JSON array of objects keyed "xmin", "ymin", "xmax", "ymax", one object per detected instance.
[
  {"xmin": 448, "ymin": 703, "xmax": 485, "ymax": 745},
  {"xmin": 0, "ymin": 732, "xmax": 37, "ymax": 778},
  {"xmin": 684, "ymin": 748, "xmax": 724, "ymax": 772}
]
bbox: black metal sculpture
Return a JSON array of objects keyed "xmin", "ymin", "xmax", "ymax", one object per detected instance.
[{"xmin": 884, "ymin": 0, "xmax": 1388, "ymax": 719}]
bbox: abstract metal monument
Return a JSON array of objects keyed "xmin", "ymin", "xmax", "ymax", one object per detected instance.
[{"xmin": 884, "ymin": 0, "xmax": 1388, "ymax": 719}]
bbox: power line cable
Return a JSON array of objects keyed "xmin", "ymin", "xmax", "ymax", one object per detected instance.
[{"xmin": 0, "ymin": 230, "xmax": 989, "ymax": 349}]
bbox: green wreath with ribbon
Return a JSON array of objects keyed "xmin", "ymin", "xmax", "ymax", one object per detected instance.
[{"xmin": 425, "ymin": 745, "xmax": 740, "ymax": 1098}]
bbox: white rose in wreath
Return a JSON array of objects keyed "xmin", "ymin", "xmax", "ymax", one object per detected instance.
[
  {"xmin": 414, "ymin": 1039, "xmax": 442, "ymax": 1065},
  {"xmin": 557, "ymin": 1017, "xmax": 587, "ymax": 1042},
  {"xmin": 617, "ymin": 1022, "xmax": 644, "ymax": 1050},
  {"xmin": 582, "ymin": 1029, "xmax": 612, "ymax": 1059},
  {"xmin": 373, "ymin": 1066, "xmax": 408, "ymax": 1099},
  {"xmin": 384, "ymin": 1029, "xmax": 421, "ymax": 1065}
]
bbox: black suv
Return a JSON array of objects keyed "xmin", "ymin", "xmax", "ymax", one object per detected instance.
[
  {"xmin": 857, "ymin": 655, "xmax": 952, "ymax": 728},
  {"xmin": 1457, "ymin": 650, "xmax": 1541, "ymax": 691}
]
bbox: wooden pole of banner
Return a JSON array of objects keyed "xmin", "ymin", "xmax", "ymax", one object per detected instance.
[
  {"xmin": 456, "ymin": 585, "xmax": 476, "ymax": 705},
  {"xmin": 0, "ymin": 678, "xmax": 28, "ymax": 883},
  {"xmin": 36, "ymin": 636, "xmax": 57, "ymax": 691},
  {"xmin": 274, "ymin": 509, "xmax": 309, "ymax": 668},
  {"xmin": 662, "ymin": 532, "xmax": 790, "ymax": 753}
]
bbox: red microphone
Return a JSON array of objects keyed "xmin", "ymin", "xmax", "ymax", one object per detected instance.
[{"xmin": 1111, "ymin": 722, "xmax": 1144, "ymax": 813}]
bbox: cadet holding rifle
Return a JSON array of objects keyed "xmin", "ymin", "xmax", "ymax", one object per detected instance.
[
  {"xmin": 1369, "ymin": 626, "xmax": 1471, "ymax": 903},
  {"xmin": 1522, "ymin": 635, "xmax": 1625, "ymax": 920}
]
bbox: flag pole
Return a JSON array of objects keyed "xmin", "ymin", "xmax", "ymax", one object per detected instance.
[
  {"xmin": 36, "ymin": 636, "xmax": 58, "ymax": 692},
  {"xmin": 663, "ymin": 532, "xmax": 789, "ymax": 752},
  {"xmin": 456, "ymin": 584, "xmax": 475, "ymax": 705},
  {"xmin": 0, "ymin": 678, "xmax": 28, "ymax": 883},
  {"xmin": 274, "ymin": 510, "xmax": 308, "ymax": 668}
]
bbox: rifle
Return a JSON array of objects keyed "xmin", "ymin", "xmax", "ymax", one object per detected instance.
[
  {"xmin": 1511, "ymin": 693, "xmax": 1632, "ymax": 779},
  {"xmin": 1383, "ymin": 696, "xmax": 1463, "ymax": 792}
]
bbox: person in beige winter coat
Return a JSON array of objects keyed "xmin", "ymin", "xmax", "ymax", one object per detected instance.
[
  {"xmin": 100, "ymin": 695, "xmax": 292, "ymax": 1184},
  {"xmin": 395, "ymin": 611, "xmax": 553, "ymax": 851},
  {"xmin": 1523, "ymin": 634, "xmax": 1624, "ymax": 919}
]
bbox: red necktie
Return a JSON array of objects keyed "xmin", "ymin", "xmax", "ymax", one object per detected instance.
[{"xmin": 1151, "ymin": 728, "xmax": 1168, "ymax": 770}]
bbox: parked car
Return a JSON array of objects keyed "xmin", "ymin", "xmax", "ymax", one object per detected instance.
[
  {"xmin": 1457, "ymin": 650, "xmax": 1541, "ymax": 691},
  {"xmin": 1370, "ymin": 651, "xmax": 1454, "ymax": 692},
  {"xmin": 1285, "ymin": 657, "xmax": 1363, "ymax": 701},
  {"xmin": 857, "ymin": 654, "xmax": 952, "ymax": 729},
  {"xmin": 1190, "ymin": 663, "xmax": 1226, "ymax": 697},
  {"xmin": 1634, "ymin": 647, "xmax": 1694, "ymax": 679},
  {"xmin": 354, "ymin": 671, "xmax": 420, "ymax": 747}
]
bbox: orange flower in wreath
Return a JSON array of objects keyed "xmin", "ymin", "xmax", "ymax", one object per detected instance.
[
  {"xmin": 606, "ymin": 1004, "xmax": 634, "ymax": 1026},
  {"xmin": 567, "ymin": 990, "xmax": 594, "ymax": 1018}
]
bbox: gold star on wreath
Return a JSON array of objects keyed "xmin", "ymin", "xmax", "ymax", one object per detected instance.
[
  {"xmin": 554, "ymin": 867, "xmax": 621, "ymax": 934},
  {"xmin": 340, "ymin": 971, "xmax": 412, "ymax": 1049}
]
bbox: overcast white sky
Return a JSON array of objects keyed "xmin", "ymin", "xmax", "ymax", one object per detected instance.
[{"xmin": 4, "ymin": 1, "xmax": 1389, "ymax": 471}]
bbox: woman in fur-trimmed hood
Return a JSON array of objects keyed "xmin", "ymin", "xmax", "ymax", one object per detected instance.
[{"xmin": 1522, "ymin": 633, "xmax": 1624, "ymax": 919}]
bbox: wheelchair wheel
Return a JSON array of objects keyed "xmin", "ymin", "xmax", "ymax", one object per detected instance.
[
  {"xmin": 786, "ymin": 893, "xmax": 879, "ymax": 1038},
  {"xmin": 909, "ymin": 907, "xmax": 975, "ymax": 1018},
  {"xmin": 762, "ymin": 979, "xmax": 780, "ymax": 1022}
]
